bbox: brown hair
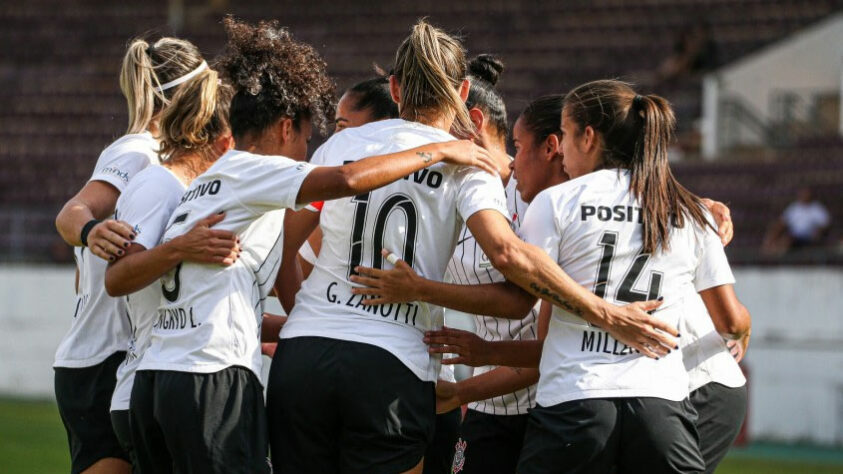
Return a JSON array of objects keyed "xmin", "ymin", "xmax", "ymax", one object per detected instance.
[
  {"xmin": 393, "ymin": 20, "xmax": 473, "ymax": 138},
  {"xmin": 520, "ymin": 94, "xmax": 564, "ymax": 145},
  {"xmin": 563, "ymin": 79, "xmax": 711, "ymax": 253},
  {"xmin": 158, "ymin": 68, "xmax": 232, "ymax": 160},
  {"xmin": 119, "ymin": 37, "xmax": 204, "ymax": 134}
]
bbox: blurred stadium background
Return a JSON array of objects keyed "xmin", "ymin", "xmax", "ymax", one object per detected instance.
[{"xmin": 1, "ymin": 1, "xmax": 843, "ymax": 472}]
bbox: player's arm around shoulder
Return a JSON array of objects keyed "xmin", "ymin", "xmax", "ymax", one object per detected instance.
[
  {"xmin": 295, "ymin": 140, "xmax": 497, "ymax": 205},
  {"xmin": 468, "ymin": 203, "xmax": 677, "ymax": 360}
]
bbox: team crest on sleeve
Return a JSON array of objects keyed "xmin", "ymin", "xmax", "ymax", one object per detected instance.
[{"xmin": 452, "ymin": 438, "xmax": 467, "ymax": 473}]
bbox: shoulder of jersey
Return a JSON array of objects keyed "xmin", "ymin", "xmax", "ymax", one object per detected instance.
[
  {"xmin": 123, "ymin": 165, "xmax": 179, "ymax": 196},
  {"xmin": 216, "ymin": 149, "xmax": 299, "ymax": 169},
  {"xmin": 105, "ymin": 132, "xmax": 158, "ymax": 156},
  {"xmin": 545, "ymin": 169, "xmax": 625, "ymax": 198},
  {"xmin": 341, "ymin": 119, "xmax": 453, "ymax": 142}
]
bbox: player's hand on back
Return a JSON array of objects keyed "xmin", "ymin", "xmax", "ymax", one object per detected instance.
[
  {"xmin": 701, "ymin": 198, "xmax": 734, "ymax": 246},
  {"xmin": 424, "ymin": 327, "xmax": 491, "ymax": 367},
  {"xmin": 171, "ymin": 212, "xmax": 241, "ymax": 266},
  {"xmin": 437, "ymin": 139, "xmax": 499, "ymax": 176},
  {"xmin": 88, "ymin": 219, "xmax": 135, "ymax": 261},
  {"xmin": 350, "ymin": 249, "xmax": 423, "ymax": 305},
  {"xmin": 600, "ymin": 298, "xmax": 679, "ymax": 359}
]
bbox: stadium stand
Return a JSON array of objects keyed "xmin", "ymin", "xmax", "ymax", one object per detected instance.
[{"xmin": 0, "ymin": 0, "xmax": 841, "ymax": 261}]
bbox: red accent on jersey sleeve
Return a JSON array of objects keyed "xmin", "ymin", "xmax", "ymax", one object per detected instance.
[{"xmin": 306, "ymin": 201, "xmax": 324, "ymax": 212}]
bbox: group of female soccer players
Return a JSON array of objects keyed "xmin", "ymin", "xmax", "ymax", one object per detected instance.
[{"xmin": 53, "ymin": 16, "xmax": 751, "ymax": 474}]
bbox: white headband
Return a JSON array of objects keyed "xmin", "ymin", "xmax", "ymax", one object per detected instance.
[{"xmin": 154, "ymin": 61, "xmax": 208, "ymax": 92}]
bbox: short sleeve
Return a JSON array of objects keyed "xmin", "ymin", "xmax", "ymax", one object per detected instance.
[
  {"xmin": 89, "ymin": 138, "xmax": 156, "ymax": 194},
  {"xmin": 455, "ymin": 170, "xmax": 510, "ymax": 224},
  {"xmin": 232, "ymin": 155, "xmax": 316, "ymax": 214},
  {"xmin": 694, "ymin": 218, "xmax": 735, "ymax": 292},
  {"xmin": 519, "ymin": 190, "xmax": 562, "ymax": 262},
  {"xmin": 116, "ymin": 171, "xmax": 183, "ymax": 250}
]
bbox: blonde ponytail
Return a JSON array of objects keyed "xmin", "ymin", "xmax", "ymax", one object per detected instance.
[
  {"xmin": 158, "ymin": 68, "xmax": 232, "ymax": 159},
  {"xmin": 118, "ymin": 37, "xmax": 204, "ymax": 135},
  {"xmin": 393, "ymin": 20, "xmax": 473, "ymax": 138},
  {"xmin": 120, "ymin": 39, "xmax": 158, "ymax": 134}
]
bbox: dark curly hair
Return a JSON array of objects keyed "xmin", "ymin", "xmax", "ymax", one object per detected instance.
[{"xmin": 215, "ymin": 17, "xmax": 336, "ymax": 139}]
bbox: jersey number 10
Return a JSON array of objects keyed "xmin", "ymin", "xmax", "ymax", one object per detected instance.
[{"xmin": 348, "ymin": 192, "xmax": 418, "ymax": 277}]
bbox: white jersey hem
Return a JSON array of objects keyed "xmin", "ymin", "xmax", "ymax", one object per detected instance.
[
  {"xmin": 537, "ymin": 387, "xmax": 689, "ymax": 407},
  {"xmin": 136, "ymin": 362, "xmax": 262, "ymax": 385},
  {"xmin": 279, "ymin": 330, "xmax": 432, "ymax": 382},
  {"xmin": 53, "ymin": 348, "xmax": 125, "ymax": 369},
  {"xmin": 689, "ymin": 376, "xmax": 746, "ymax": 393}
]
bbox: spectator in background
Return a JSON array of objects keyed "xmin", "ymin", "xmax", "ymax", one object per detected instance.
[{"xmin": 763, "ymin": 187, "xmax": 831, "ymax": 254}]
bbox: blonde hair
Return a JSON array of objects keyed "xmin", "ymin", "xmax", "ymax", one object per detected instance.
[
  {"xmin": 119, "ymin": 37, "xmax": 204, "ymax": 134},
  {"xmin": 158, "ymin": 68, "xmax": 232, "ymax": 159},
  {"xmin": 393, "ymin": 20, "xmax": 473, "ymax": 138}
]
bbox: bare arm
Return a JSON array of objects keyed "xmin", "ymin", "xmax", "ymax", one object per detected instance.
[
  {"xmin": 295, "ymin": 140, "xmax": 496, "ymax": 205},
  {"xmin": 261, "ymin": 313, "xmax": 287, "ymax": 343},
  {"xmin": 435, "ymin": 366, "xmax": 540, "ymax": 414},
  {"xmin": 104, "ymin": 213, "xmax": 240, "ymax": 296},
  {"xmin": 350, "ymin": 250, "xmax": 536, "ymax": 319},
  {"xmin": 56, "ymin": 180, "xmax": 135, "ymax": 260},
  {"xmin": 275, "ymin": 209, "xmax": 320, "ymax": 314},
  {"xmin": 467, "ymin": 210, "xmax": 676, "ymax": 359},
  {"xmin": 426, "ymin": 300, "xmax": 551, "ymax": 369},
  {"xmin": 699, "ymin": 284, "xmax": 751, "ymax": 339},
  {"xmin": 433, "ymin": 301, "xmax": 552, "ymax": 413}
]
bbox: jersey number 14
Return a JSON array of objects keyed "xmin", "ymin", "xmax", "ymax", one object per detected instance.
[{"xmin": 594, "ymin": 231, "xmax": 663, "ymax": 303}]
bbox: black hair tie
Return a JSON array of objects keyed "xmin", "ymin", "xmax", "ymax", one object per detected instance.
[{"xmin": 633, "ymin": 94, "xmax": 644, "ymax": 109}]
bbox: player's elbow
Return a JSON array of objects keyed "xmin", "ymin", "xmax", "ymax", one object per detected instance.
[
  {"xmin": 103, "ymin": 269, "xmax": 126, "ymax": 297},
  {"xmin": 335, "ymin": 166, "xmax": 360, "ymax": 197},
  {"xmin": 55, "ymin": 205, "xmax": 73, "ymax": 243},
  {"xmin": 488, "ymin": 241, "xmax": 526, "ymax": 278},
  {"xmin": 720, "ymin": 304, "xmax": 751, "ymax": 339}
]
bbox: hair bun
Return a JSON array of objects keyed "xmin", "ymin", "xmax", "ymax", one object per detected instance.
[{"xmin": 468, "ymin": 54, "xmax": 504, "ymax": 86}]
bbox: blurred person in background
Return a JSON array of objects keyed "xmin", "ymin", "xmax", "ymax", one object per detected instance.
[{"xmin": 763, "ymin": 186, "xmax": 831, "ymax": 254}]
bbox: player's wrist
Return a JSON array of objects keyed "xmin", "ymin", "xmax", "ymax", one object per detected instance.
[
  {"xmin": 164, "ymin": 235, "xmax": 189, "ymax": 262},
  {"xmin": 79, "ymin": 219, "xmax": 102, "ymax": 247},
  {"xmin": 414, "ymin": 278, "xmax": 433, "ymax": 302}
]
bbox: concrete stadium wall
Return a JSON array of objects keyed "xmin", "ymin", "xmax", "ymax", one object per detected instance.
[{"xmin": 1, "ymin": 264, "xmax": 841, "ymax": 445}]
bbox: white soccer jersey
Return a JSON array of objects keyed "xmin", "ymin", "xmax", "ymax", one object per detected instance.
[
  {"xmin": 54, "ymin": 132, "xmax": 159, "ymax": 368},
  {"xmin": 681, "ymin": 294, "xmax": 746, "ymax": 392},
  {"xmin": 520, "ymin": 169, "xmax": 736, "ymax": 407},
  {"xmin": 447, "ymin": 176, "xmax": 538, "ymax": 415},
  {"xmin": 280, "ymin": 119, "xmax": 510, "ymax": 382},
  {"xmin": 137, "ymin": 150, "xmax": 314, "ymax": 380},
  {"xmin": 110, "ymin": 165, "xmax": 186, "ymax": 411}
]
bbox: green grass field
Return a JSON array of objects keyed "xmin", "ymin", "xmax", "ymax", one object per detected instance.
[{"xmin": 2, "ymin": 398, "xmax": 841, "ymax": 474}]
